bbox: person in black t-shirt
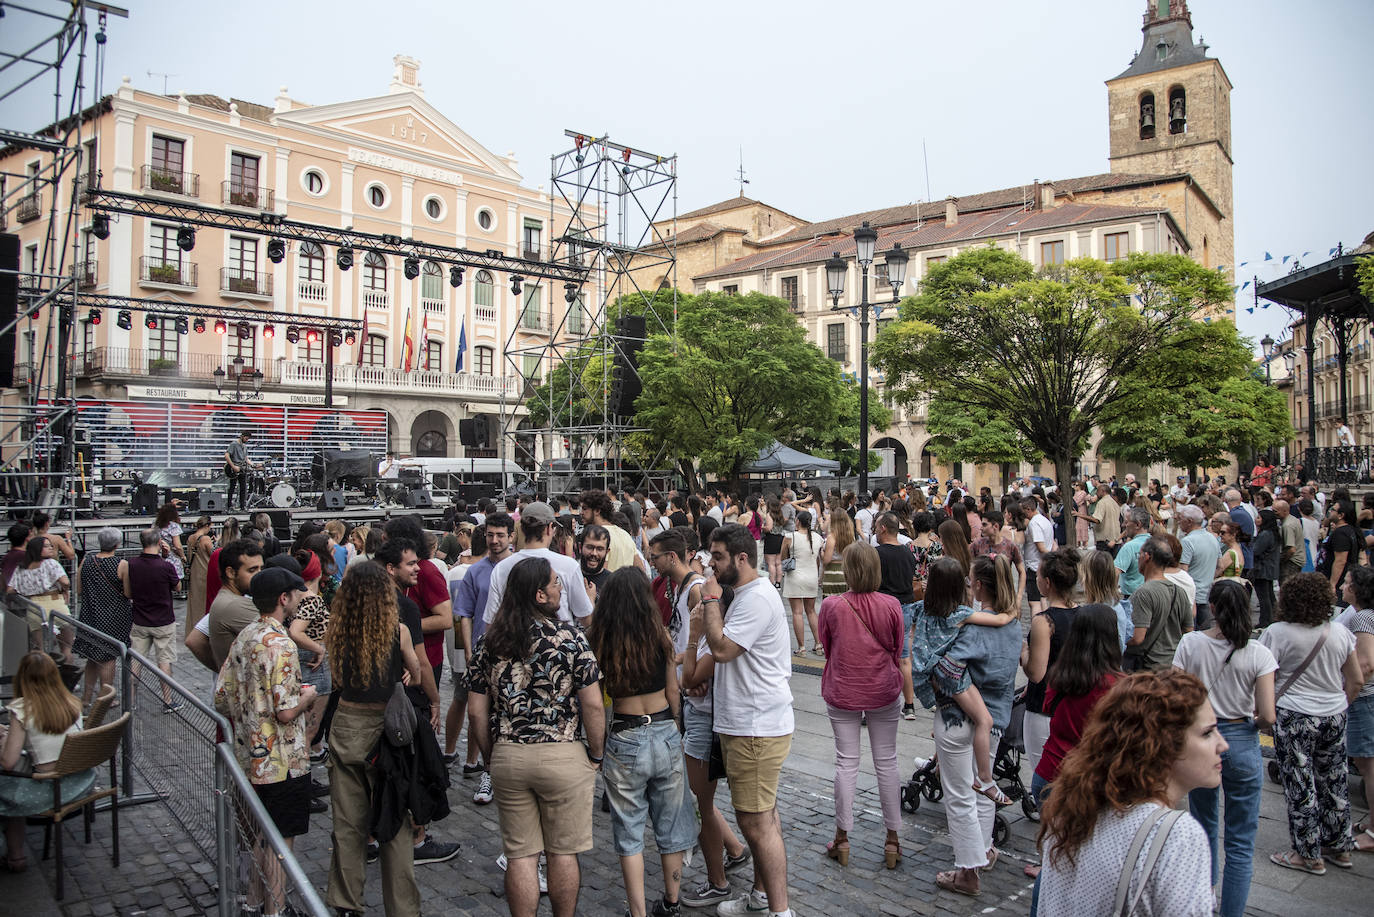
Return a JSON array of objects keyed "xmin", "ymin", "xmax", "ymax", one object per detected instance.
[
  {"xmin": 577, "ymin": 523, "xmax": 612, "ymax": 593},
  {"xmin": 874, "ymin": 513, "xmax": 918, "ymax": 719},
  {"xmin": 1320, "ymin": 500, "xmax": 1361, "ymax": 591}
]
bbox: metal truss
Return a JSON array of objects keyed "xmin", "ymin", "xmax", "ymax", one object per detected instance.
[
  {"xmin": 40, "ymin": 290, "xmax": 365, "ymax": 332},
  {"xmin": 499, "ymin": 131, "xmax": 677, "ymax": 491},
  {"xmin": 84, "ymin": 188, "xmax": 591, "ymax": 284}
]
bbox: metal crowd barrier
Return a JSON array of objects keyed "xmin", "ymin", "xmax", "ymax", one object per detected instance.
[{"xmin": 6, "ymin": 599, "xmax": 328, "ymax": 917}]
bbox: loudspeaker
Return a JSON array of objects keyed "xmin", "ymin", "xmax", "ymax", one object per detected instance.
[
  {"xmin": 197, "ymin": 490, "xmax": 225, "ymax": 513},
  {"xmin": 0, "ymin": 234, "xmax": 18, "ymax": 389},
  {"xmin": 458, "ymin": 418, "xmax": 478, "ymax": 447},
  {"xmin": 402, "ymin": 488, "xmax": 434, "ymax": 509},
  {"xmin": 457, "ymin": 482, "xmax": 495, "ymax": 503},
  {"xmin": 131, "ymin": 483, "xmax": 161, "ymax": 516},
  {"xmin": 317, "ymin": 492, "xmax": 346, "ymax": 514},
  {"xmin": 610, "ymin": 314, "xmax": 645, "ymax": 418},
  {"xmin": 265, "ymin": 509, "xmax": 292, "ymax": 539}
]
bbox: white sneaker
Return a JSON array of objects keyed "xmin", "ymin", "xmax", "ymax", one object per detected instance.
[
  {"xmin": 716, "ymin": 889, "xmax": 768, "ymax": 915},
  {"xmin": 473, "ymin": 771, "xmax": 493, "ymax": 805},
  {"xmin": 496, "ymin": 852, "xmax": 548, "ymax": 894}
]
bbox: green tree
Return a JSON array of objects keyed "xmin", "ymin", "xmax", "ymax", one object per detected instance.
[
  {"xmin": 872, "ymin": 248, "xmax": 1233, "ymax": 485},
  {"xmin": 793, "ymin": 379, "xmax": 892, "ymax": 476},
  {"xmin": 1358, "ymin": 254, "xmax": 1374, "ymax": 303},
  {"xmin": 924, "ymin": 399, "xmax": 1036, "ymax": 466}
]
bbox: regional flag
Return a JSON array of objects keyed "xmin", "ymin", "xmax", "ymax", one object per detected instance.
[{"xmin": 419, "ymin": 313, "xmax": 430, "ymax": 371}]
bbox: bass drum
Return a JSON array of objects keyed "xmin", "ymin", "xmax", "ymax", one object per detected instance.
[{"xmin": 270, "ymin": 482, "xmax": 298, "ymax": 508}]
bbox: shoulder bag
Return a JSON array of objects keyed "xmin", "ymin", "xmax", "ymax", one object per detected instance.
[
  {"xmin": 1122, "ymin": 582, "xmax": 1183, "ymax": 672},
  {"xmin": 1274, "ymin": 624, "xmax": 1329, "ymax": 701},
  {"xmin": 1112, "ymin": 806, "xmax": 1186, "ymax": 917},
  {"xmin": 383, "ymin": 681, "xmax": 417, "ymax": 747}
]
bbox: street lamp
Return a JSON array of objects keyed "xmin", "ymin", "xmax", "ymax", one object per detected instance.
[
  {"xmin": 1260, "ymin": 333, "xmax": 1275, "ymax": 384},
  {"xmin": 825, "ymin": 221, "xmax": 908, "ymax": 493},
  {"xmin": 213, "ymin": 356, "xmax": 263, "ymax": 402}
]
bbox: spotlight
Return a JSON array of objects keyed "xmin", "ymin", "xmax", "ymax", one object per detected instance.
[
  {"xmin": 403, "ymin": 256, "xmax": 420, "ymax": 280},
  {"xmin": 305, "ymin": 328, "xmax": 319, "ymax": 343},
  {"xmin": 286, "ymin": 325, "xmax": 300, "ymax": 344},
  {"xmin": 336, "ymin": 245, "xmax": 353, "ymax": 271},
  {"xmin": 193, "ymin": 317, "xmax": 206, "ymax": 334},
  {"xmin": 237, "ymin": 321, "xmax": 252, "ymax": 339},
  {"xmin": 116, "ymin": 310, "xmax": 132, "ymax": 330},
  {"xmin": 267, "ymin": 238, "xmax": 286, "ymax": 263},
  {"xmin": 263, "ymin": 323, "xmax": 275, "ymax": 338},
  {"xmin": 175, "ymin": 316, "xmax": 189, "ymax": 335},
  {"xmin": 145, "ymin": 314, "xmax": 159, "ymax": 330},
  {"xmin": 176, "ymin": 225, "xmax": 196, "ymax": 252},
  {"xmin": 564, "ymin": 282, "xmax": 580, "ymax": 304},
  {"xmin": 449, "ymin": 266, "xmax": 464, "ymax": 288},
  {"xmin": 87, "ymin": 309, "xmax": 102, "ymax": 325},
  {"xmin": 344, "ymin": 330, "xmax": 356, "ymax": 346},
  {"xmin": 214, "ymin": 319, "xmax": 227, "ymax": 335},
  {"xmin": 330, "ymin": 330, "xmax": 343, "ymax": 347},
  {"xmin": 91, "ymin": 213, "xmax": 111, "ymax": 240},
  {"xmin": 510, "ymin": 274, "xmax": 523, "ymax": 296}
]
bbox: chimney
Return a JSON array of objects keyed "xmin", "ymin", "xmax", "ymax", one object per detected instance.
[
  {"xmin": 945, "ymin": 196, "xmax": 959, "ymax": 226},
  {"xmin": 1040, "ymin": 181, "xmax": 1055, "ymax": 210}
]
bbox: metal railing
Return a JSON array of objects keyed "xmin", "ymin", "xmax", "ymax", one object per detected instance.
[
  {"xmin": 17, "ymin": 192, "xmax": 42, "ymax": 222},
  {"xmin": 221, "ymin": 181, "xmax": 274, "ymax": 211},
  {"xmin": 142, "ymin": 164, "xmax": 200, "ymax": 197},
  {"xmin": 75, "ymin": 259, "xmax": 98, "ymax": 288},
  {"xmin": 73, "ymin": 346, "xmax": 277, "ymax": 383},
  {"xmin": 140, "ymin": 255, "xmax": 198, "ymax": 288},
  {"xmin": 520, "ymin": 309, "xmax": 552, "ymax": 332},
  {"xmin": 1303, "ymin": 445, "xmax": 1374, "ymax": 486},
  {"xmin": 279, "ymin": 358, "xmax": 523, "ymax": 396},
  {"xmin": 220, "ymin": 267, "xmax": 273, "ymax": 298}
]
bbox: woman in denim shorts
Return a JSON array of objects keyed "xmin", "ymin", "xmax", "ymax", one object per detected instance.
[{"xmin": 587, "ymin": 568, "xmax": 698, "ymax": 917}]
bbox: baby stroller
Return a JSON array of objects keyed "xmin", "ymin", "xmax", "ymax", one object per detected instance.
[
  {"xmin": 996, "ymin": 687, "xmax": 1038, "ymax": 821},
  {"xmin": 902, "ymin": 755, "xmax": 1012, "ymax": 847}
]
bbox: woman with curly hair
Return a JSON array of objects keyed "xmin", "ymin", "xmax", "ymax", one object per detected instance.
[
  {"xmin": 1034, "ymin": 669, "xmax": 1224, "ymax": 916},
  {"xmin": 586, "ymin": 568, "xmax": 694, "ymax": 917},
  {"xmin": 1259, "ymin": 572, "xmax": 1363, "ymax": 874},
  {"xmin": 324, "ymin": 562, "xmax": 424, "ymax": 916}
]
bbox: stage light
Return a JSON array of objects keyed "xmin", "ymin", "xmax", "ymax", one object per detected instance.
[
  {"xmin": 237, "ymin": 321, "xmax": 252, "ymax": 339},
  {"xmin": 449, "ymin": 266, "xmax": 464, "ymax": 288},
  {"xmin": 176, "ymin": 225, "xmax": 196, "ymax": 252},
  {"xmin": 305, "ymin": 328, "xmax": 319, "ymax": 343},
  {"xmin": 510, "ymin": 274, "xmax": 523, "ymax": 296},
  {"xmin": 91, "ymin": 213, "xmax": 110, "ymax": 240},
  {"xmin": 193, "ymin": 317, "xmax": 206, "ymax": 333},
  {"xmin": 116, "ymin": 310, "xmax": 132, "ymax": 330},
  {"xmin": 336, "ymin": 245, "xmax": 353, "ymax": 271},
  {"xmin": 214, "ymin": 319, "xmax": 227, "ymax": 335},
  {"xmin": 403, "ymin": 256, "xmax": 420, "ymax": 280},
  {"xmin": 267, "ymin": 238, "xmax": 286, "ymax": 263},
  {"xmin": 145, "ymin": 314, "xmax": 159, "ymax": 330},
  {"xmin": 564, "ymin": 282, "xmax": 580, "ymax": 304},
  {"xmin": 175, "ymin": 316, "xmax": 189, "ymax": 335},
  {"xmin": 87, "ymin": 309, "xmax": 101, "ymax": 325},
  {"xmin": 286, "ymin": 325, "xmax": 300, "ymax": 344},
  {"xmin": 344, "ymin": 330, "xmax": 356, "ymax": 345},
  {"xmin": 330, "ymin": 330, "xmax": 343, "ymax": 347},
  {"xmin": 263, "ymin": 323, "xmax": 275, "ymax": 338}
]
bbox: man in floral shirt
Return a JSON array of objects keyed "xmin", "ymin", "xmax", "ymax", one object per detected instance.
[{"xmin": 214, "ymin": 566, "xmax": 314, "ymax": 917}]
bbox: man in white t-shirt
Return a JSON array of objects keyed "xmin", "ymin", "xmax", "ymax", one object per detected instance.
[
  {"xmin": 1170, "ymin": 475, "xmax": 1191, "ymax": 505},
  {"xmin": 1022, "ymin": 496, "xmax": 1055, "ymax": 614},
  {"xmin": 482, "ymin": 502, "xmax": 594, "ymax": 626},
  {"xmin": 699, "ymin": 523, "xmax": 794, "ymax": 917}
]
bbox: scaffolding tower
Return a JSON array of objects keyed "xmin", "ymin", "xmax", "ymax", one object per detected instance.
[
  {"xmin": 1, "ymin": 1, "xmax": 124, "ymax": 519},
  {"xmin": 502, "ymin": 131, "xmax": 676, "ymax": 493}
]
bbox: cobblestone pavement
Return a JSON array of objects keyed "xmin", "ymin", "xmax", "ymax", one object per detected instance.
[{"xmin": 5, "ymin": 607, "xmax": 1371, "ymax": 916}]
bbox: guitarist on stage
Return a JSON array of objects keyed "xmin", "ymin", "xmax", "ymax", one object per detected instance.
[{"xmin": 223, "ymin": 431, "xmax": 262, "ymax": 511}]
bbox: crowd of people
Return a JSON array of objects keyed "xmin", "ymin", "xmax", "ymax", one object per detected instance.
[{"xmin": 2, "ymin": 470, "xmax": 1372, "ymax": 917}]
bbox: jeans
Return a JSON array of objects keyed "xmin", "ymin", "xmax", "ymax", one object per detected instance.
[
  {"xmin": 603, "ymin": 719, "xmax": 697, "ymax": 857},
  {"xmin": 826, "ymin": 696, "xmax": 903, "ymax": 832},
  {"xmin": 1188, "ymin": 720, "xmax": 1262, "ymax": 917},
  {"xmin": 1024, "ymin": 711, "xmax": 1051, "ymax": 780},
  {"xmin": 900, "ymin": 601, "xmax": 919, "ymax": 659},
  {"xmin": 934, "ymin": 716, "xmax": 994, "ymax": 869}
]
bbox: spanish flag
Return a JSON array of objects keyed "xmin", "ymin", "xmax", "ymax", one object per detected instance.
[{"xmin": 400, "ymin": 307, "xmax": 415, "ymax": 372}]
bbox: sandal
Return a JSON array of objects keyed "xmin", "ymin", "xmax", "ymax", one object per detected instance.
[
  {"xmin": 2, "ymin": 856, "xmax": 26, "ymax": 873},
  {"xmin": 825, "ymin": 836, "xmax": 850, "ymax": 867},
  {"xmin": 1269, "ymin": 850, "xmax": 1326, "ymax": 876},
  {"xmin": 982, "ymin": 847, "xmax": 998, "ymax": 872},
  {"xmin": 1356, "ymin": 827, "xmax": 1374, "ymax": 852},
  {"xmin": 1324, "ymin": 850, "xmax": 1352, "ymax": 869},
  {"xmin": 884, "ymin": 837, "xmax": 902, "ymax": 870},
  {"xmin": 935, "ymin": 868, "xmax": 981, "ymax": 897},
  {"xmin": 972, "ymin": 777, "xmax": 1013, "ymax": 807}
]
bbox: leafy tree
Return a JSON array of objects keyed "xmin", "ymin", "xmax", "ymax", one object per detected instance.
[
  {"xmin": 873, "ymin": 248, "xmax": 1234, "ymax": 485},
  {"xmin": 1358, "ymin": 254, "xmax": 1374, "ymax": 303},
  {"xmin": 793, "ymin": 379, "xmax": 892, "ymax": 476},
  {"xmin": 924, "ymin": 399, "xmax": 1036, "ymax": 466}
]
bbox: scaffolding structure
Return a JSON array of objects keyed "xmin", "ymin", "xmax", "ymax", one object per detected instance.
[
  {"xmin": 502, "ymin": 131, "xmax": 676, "ymax": 492},
  {"xmin": 1, "ymin": 1, "xmax": 124, "ymax": 517}
]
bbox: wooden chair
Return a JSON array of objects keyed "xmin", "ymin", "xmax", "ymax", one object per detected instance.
[
  {"xmin": 32, "ymin": 711, "xmax": 129, "ymax": 900},
  {"xmin": 84, "ymin": 685, "xmax": 116, "ymax": 728}
]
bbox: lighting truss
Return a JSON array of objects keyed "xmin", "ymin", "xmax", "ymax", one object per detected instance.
[{"xmin": 45, "ymin": 291, "xmax": 365, "ymax": 333}]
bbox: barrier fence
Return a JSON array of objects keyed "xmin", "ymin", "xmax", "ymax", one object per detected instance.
[{"xmin": 7, "ymin": 596, "xmax": 328, "ymax": 916}]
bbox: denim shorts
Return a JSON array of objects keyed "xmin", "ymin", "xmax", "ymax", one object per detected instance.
[
  {"xmin": 298, "ymin": 648, "xmax": 332, "ymax": 694},
  {"xmin": 603, "ymin": 719, "xmax": 698, "ymax": 857},
  {"xmin": 1348, "ymin": 693, "xmax": 1374, "ymax": 758},
  {"xmin": 681, "ymin": 700, "xmax": 713, "ymax": 761},
  {"xmin": 900, "ymin": 601, "xmax": 919, "ymax": 659}
]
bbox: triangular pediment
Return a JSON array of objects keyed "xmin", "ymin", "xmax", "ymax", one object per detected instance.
[{"xmin": 280, "ymin": 92, "xmax": 521, "ymax": 181}]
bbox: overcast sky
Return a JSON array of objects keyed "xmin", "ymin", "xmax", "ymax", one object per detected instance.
[{"xmin": 5, "ymin": 0, "xmax": 1371, "ymax": 353}]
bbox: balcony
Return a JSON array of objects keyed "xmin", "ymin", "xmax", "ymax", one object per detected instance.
[
  {"xmin": 523, "ymin": 247, "xmax": 542, "ymax": 262},
  {"xmin": 139, "ymin": 256, "xmax": 198, "ymax": 289},
  {"xmin": 221, "ymin": 181, "xmax": 274, "ymax": 211},
  {"xmin": 474, "ymin": 303, "xmax": 497, "ymax": 322},
  {"xmin": 421, "ymin": 297, "xmax": 446, "ymax": 314},
  {"xmin": 141, "ymin": 165, "xmax": 199, "ymax": 198},
  {"xmin": 75, "ymin": 260, "xmax": 98, "ymax": 288},
  {"xmin": 519, "ymin": 309, "xmax": 552, "ymax": 333},
  {"xmin": 278, "ymin": 360, "xmax": 523, "ymax": 398},
  {"xmin": 362, "ymin": 288, "xmax": 390, "ymax": 310},
  {"xmin": 17, "ymin": 193, "xmax": 41, "ymax": 223},
  {"xmin": 297, "ymin": 279, "xmax": 328, "ymax": 303},
  {"xmin": 1303, "ymin": 446, "xmax": 1374, "ymax": 487},
  {"xmin": 220, "ymin": 267, "xmax": 273, "ymax": 300},
  {"xmin": 72, "ymin": 347, "xmax": 277, "ymax": 384}
]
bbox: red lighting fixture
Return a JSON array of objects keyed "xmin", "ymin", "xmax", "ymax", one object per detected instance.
[
  {"xmin": 88, "ymin": 309, "xmax": 102, "ymax": 325},
  {"xmin": 145, "ymin": 314, "xmax": 158, "ymax": 330},
  {"xmin": 263, "ymin": 323, "xmax": 275, "ymax": 338},
  {"xmin": 305, "ymin": 328, "xmax": 319, "ymax": 343},
  {"xmin": 214, "ymin": 319, "xmax": 227, "ymax": 335}
]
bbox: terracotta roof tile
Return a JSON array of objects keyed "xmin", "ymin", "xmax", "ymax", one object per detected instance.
[
  {"xmin": 674, "ymin": 194, "xmax": 809, "ymax": 226},
  {"xmin": 182, "ymin": 94, "xmax": 274, "ymax": 122}
]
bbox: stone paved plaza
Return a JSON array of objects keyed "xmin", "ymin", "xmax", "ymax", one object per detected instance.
[{"xmin": 4, "ymin": 608, "xmax": 1370, "ymax": 916}]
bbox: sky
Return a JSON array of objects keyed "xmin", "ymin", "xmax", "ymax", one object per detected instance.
[{"xmin": 4, "ymin": 0, "xmax": 1372, "ymax": 355}]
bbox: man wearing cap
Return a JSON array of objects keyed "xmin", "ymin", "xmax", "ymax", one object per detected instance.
[
  {"xmin": 214, "ymin": 566, "xmax": 315, "ymax": 917},
  {"xmin": 483, "ymin": 501, "xmax": 595, "ymax": 627},
  {"xmin": 1177, "ymin": 504, "xmax": 1220, "ymax": 627},
  {"xmin": 1170, "ymin": 475, "xmax": 1191, "ymax": 507}
]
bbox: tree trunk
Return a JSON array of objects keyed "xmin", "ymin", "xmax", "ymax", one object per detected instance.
[{"xmin": 1053, "ymin": 455, "xmax": 1072, "ymax": 490}]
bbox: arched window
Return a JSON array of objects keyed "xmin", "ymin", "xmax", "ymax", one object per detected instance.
[
  {"xmin": 1139, "ymin": 92, "xmax": 1156, "ymax": 140},
  {"xmin": 1168, "ymin": 87, "xmax": 1186, "ymax": 134},
  {"xmin": 298, "ymin": 241, "xmax": 325, "ymax": 283},
  {"xmin": 421, "ymin": 260, "xmax": 442, "ymax": 301},
  {"xmin": 474, "ymin": 269, "xmax": 494, "ymax": 307},
  {"xmin": 415, "ymin": 430, "xmax": 446, "ymax": 457},
  {"xmin": 363, "ymin": 251, "xmax": 387, "ymax": 292}
]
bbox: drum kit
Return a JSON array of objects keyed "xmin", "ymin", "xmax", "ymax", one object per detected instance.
[{"xmin": 244, "ymin": 464, "xmax": 305, "ymax": 509}]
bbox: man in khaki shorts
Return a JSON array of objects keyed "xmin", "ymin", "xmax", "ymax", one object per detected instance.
[
  {"xmin": 701, "ymin": 524, "xmax": 795, "ymax": 917},
  {"xmin": 127, "ymin": 528, "xmax": 182, "ymax": 712}
]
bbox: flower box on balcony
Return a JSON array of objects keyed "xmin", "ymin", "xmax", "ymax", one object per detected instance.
[
  {"xmin": 148, "ymin": 264, "xmax": 182, "ymax": 284},
  {"xmin": 229, "ymin": 276, "xmax": 259, "ymax": 294},
  {"xmin": 150, "ymin": 172, "xmax": 183, "ymax": 193},
  {"xmin": 148, "ymin": 358, "xmax": 178, "ymax": 376},
  {"xmin": 229, "ymin": 189, "xmax": 259, "ymax": 208}
]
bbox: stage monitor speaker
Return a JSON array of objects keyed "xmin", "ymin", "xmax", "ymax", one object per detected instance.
[
  {"xmin": 0, "ymin": 234, "xmax": 18, "ymax": 389},
  {"xmin": 317, "ymin": 490, "xmax": 345, "ymax": 511},
  {"xmin": 458, "ymin": 418, "xmax": 478, "ymax": 447},
  {"xmin": 197, "ymin": 491, "xmax": 225, "ymax": 513},
  {"xmin": 131, "ymin": 483, "xmax": 161, "ymax": 516},
  {"xmin": 457, "ymin": 482, "xmax": 496, "ymax": 503},
  {"xmin": 265, "ymin": 509, "xmax": 292, "ymax": 539},
  {"xmin": 402, "ymin": 488, "xmax": 434, "ymax": 509}
]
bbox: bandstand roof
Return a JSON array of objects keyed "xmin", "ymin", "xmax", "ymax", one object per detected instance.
[{"xmin": 1258, "ymin": 253, "xmax": 1372, "ymax": 321}]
